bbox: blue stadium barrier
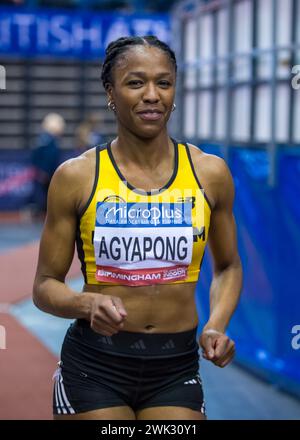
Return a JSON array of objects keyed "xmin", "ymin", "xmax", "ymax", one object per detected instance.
[{"xmin": 196, "ymin": 145, "xmax": 300, "ymax": 398}]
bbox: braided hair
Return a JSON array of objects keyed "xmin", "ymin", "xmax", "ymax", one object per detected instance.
[{"xmin": 101, "ymin": 36, "xmax": 177, "ymax": 90}]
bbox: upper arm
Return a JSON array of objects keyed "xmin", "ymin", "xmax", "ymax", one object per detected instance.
[
  {"xmin": 188, "ymin": 144, "xmax": 240, "ymax": 272},
  {"xmin": 34, "ymin": 159, "xmax": 82, "ymax": 284},
  {"xmin": 207, "ymin": 158, "xmax": 240, "ymax": 271}
]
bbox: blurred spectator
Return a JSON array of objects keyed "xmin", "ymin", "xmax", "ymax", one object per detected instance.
[
  {"xmin": 29, "ymin": 113, "xmax": 65, "ymax": 219},
  {"xmin": 75, "ymin": 112, "xmax": 103, "ymax": 154}
]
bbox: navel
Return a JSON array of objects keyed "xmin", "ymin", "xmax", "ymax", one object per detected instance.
[{"xmin": 144, "ymin": 324, "xmax": 155, "ymax": 331}]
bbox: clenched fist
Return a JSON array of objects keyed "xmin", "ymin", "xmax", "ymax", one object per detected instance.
[
  {"xmin": 199, "ymin": 328, "xmax": 235, "ymax": 368},
  {"xmin": 88, "ymin": 293, "xmax": 127, "ymax": 336}
]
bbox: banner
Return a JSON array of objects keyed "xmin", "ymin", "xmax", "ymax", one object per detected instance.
[
  {"xmin": 0, "ymin": 7, "xmax": 170, "ymax": 59},
  {"xmin": 0, "ymin": 150, "xmax": 73, "ymax": 210}
]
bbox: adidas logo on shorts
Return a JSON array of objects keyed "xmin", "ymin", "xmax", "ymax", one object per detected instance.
[
  {"xmin": 161, "ymin": 339, "xmax": 175, "ymax": 350},
  {"xmin": 98, "ymin": 336, "xmax": 113, "ymax": 345},
  {"xmin": 184, "ymin": 374, "xmax": 202, "ymax": 385},
  {"xmin": 184, "ymin": 379, "xmax": 198, "ymax": 385},
  {"xmin": 130, "ymin": 339, "xmax": 146, "ymax": 350}
]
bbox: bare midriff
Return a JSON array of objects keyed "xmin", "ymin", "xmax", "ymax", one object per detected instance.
[{"xmin": 83, "ymin": 282, "xmax": 199, "ymax": 334}]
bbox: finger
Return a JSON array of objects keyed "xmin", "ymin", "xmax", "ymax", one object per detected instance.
[
  {"xmin": 102, "ymin": 299, "xmax": 126, "ymax": 324},
  {"xmin": 215, "ymin": 342, "xmax": 235, "ymax": 362},
  {"xmin": 217, "ymin": 353, "xmax": 234, "ymax": 368},
  {"xmin": 219, "ymin": 357, "xmax": 233, "ymax": 368},
  {"xmin": 201, "ymin": 335, "xmax": 216, "ymax": 359},
  {"xmin": 91, "ymin": 307, "xmax": 124, "ymax": 331},
  {"xmin": 112, "ymin": 297, "xmax": 127, "ymax": 318},
  {"xmin": 216, "ymin": 347, "xmax": 235, "ymax": 365},
  {"xmin": 214, "ymin": 336, "xmax": 231, "ymax": 359},
  {"xmin": 91, "ymin": 320, "xmax": 120, "ymax": 336},
  {"xmin": 91, "ymin": 316, "xmax": 120, "ymax": 333},
  {"xmin": 214, "ymin": 346, "xmax": 235, "ymax": 368},
  {"xmin": 93, "ymin": 311, "xmax": 124, "ymax": 330},
  {"xmin": 201, "ymin": 349, "xmax": 211, "ymax": 361}
]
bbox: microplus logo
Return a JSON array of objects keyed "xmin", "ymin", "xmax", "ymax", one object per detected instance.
[
  {"xmin": 0, "ymin": 65, "xmax": 6, "ymax": 90},
  {"xmin": 291, "ymin": 325, "xmax": 300, "ymax": 350},
  {"xmin": 0, "ymin": 325, "xmax": 6, "ymax": 349},
  {"xmin": 96, "ymin": 202, "xmax": 192, "ymax": 227}
]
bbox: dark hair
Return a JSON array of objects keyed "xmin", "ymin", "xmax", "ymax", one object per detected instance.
[{"xmin": 101, "ymin": 36, "xmax": 177, "ymax": 90}]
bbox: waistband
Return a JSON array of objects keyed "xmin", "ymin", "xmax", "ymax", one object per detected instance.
[{"xmin": 72, "ymin": 319, "xmax": 198, "ymax": 358}]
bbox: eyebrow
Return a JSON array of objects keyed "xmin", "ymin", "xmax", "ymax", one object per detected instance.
[{"xmin": 125, "ymin": 71, "xmax": 173, "ymax": 78}]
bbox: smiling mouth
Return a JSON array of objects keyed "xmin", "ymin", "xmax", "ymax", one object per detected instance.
[{"xmin": 137, "ymin": 111, "xmax": 164, "ymax": 121}]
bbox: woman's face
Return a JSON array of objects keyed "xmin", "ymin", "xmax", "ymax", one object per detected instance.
[{"xmin": 107, "ymin": 45, "xmax": 176, "ymax": 139}]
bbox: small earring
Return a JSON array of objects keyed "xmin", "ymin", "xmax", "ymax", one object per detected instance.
[
  {"xmin": 172, "ymin": 103, "xmax": 176, "ymax": 112},
  {"xmin": 108, "ymin": 101, "xmax": 116, "ymax": 112}
]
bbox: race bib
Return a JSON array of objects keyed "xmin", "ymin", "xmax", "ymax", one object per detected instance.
[{"xmin": 94, "ymin": 202, "xmax": 193, "ymax": 286}]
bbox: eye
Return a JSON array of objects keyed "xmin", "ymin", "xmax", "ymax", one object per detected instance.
[
  {"xmin": 158, "ymin": 80, "xmax": 172, "ymax": 88},
  {"xmin": 127, "ymin": 80, "xmax": 143, "ymax": 88}
]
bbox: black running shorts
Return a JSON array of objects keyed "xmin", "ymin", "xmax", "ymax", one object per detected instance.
[{"xmin": 52, "ymin": 319, "xmax": 206, "ymax": 415}]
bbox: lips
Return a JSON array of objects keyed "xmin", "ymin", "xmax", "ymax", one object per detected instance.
[{"xmin": 136, "ymin": 110, "xmax": 164, "ymax": 121}]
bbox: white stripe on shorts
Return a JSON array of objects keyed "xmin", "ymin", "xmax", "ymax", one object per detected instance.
[
  {"xmin": 59, "ymin": 375, "xmax": 75, "ymax": 414},
  {"xmin": 56, "ymin": 377, "xmax": 68, "ymax": 414},
  {"xmin": 54, "ymin": 380, "xmax": 62, "ymax": 415}
]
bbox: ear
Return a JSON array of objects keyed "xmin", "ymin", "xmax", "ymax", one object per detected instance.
[{"xmin": 105, "ymin": 83, "xmax": 114, "ymax": 102}]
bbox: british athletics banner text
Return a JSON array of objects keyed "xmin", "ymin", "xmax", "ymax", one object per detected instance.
[{"xmin": 0, "ymin": 7, "xmax": 170, "ymax": 59}]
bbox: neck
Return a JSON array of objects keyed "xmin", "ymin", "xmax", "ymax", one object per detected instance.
[{"xmin": 113, "ymin": 128, "xmax": 172, "ymax": 170}]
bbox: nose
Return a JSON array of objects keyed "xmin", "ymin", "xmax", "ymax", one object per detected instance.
[{"xmin": 142, "ymin": 82, "xmax": 159, "ymax": 103}]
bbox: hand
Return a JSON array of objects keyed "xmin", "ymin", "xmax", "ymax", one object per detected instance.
[
  {"xmin": 89, "ymin": 293, "xmax": 127, "ymax": 336},
  {"xmin": 199, "ymin": 328, "xmax": 235, "ymax": 368}
]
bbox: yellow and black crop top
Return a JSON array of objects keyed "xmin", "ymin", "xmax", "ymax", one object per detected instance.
[{"xmin": 76, "ymin": 139, "xmax": 211, "ymax": 286}]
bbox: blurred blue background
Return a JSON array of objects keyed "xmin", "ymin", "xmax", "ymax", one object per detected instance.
[{"xmin": 0, "ymin": 0, "xmax": 299, "ymax": 419}]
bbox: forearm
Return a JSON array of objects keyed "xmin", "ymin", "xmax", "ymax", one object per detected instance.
[
  {"xmin": 33, "ymin": 276, "xmax": 94, "ymax": 320},
  {"xmin": 204, "ymin": 258, "xmax": 242, "ymax": 333}
]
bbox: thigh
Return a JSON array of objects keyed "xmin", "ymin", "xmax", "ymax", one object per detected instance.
[
  {"xmin": 136, "ymin": 406, "xmax": 206, "ymax": 420},
  {"xmin": 54, "ymin": 324, "xmax": 139, "ymax": 417},
  {"xmin": 135, "ymin": 353, "xmax": 206, "ymax": 419},
  {"xmin": 54, "ymin": 406, "xmax": 136, "ymax": 420},
  {"xmin": 53, "ymin": 364, "xmax": 135, "ymax": 417}
]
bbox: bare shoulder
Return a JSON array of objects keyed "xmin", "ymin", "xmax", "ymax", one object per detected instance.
[
  {"xmin": 187, "ymin": 143, "xmax": 234, "ymax": 208},
  {"xmin": 54, "ymin": 148, "xmax": 95, "ymax": 181},
  {"xmin": 49, "ymin": 148, "xmax": 96, "ymax": 212},
  {"xmin": 187, "ymin": 143, "xmax": 231, "ymax": 182}
]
